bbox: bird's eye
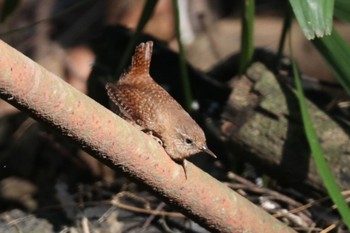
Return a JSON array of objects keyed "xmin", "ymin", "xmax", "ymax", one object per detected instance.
[{"xmin": 185, "ymin": 138, "xmax": 193, "ymax": 145}]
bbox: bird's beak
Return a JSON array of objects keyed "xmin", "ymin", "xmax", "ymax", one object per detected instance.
[{"xmin": 201, "ymin": 145, "xmax": 217, "ymax": 158}]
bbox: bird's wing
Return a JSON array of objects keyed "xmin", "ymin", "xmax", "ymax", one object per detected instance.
[{"xmin": 106, "ymin": 82, "xmax": 149, "ymax": 127}]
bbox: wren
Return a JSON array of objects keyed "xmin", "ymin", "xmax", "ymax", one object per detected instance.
[{"xmin": 106, "ymin": 41, "xmax": 216, "ymax": 176}]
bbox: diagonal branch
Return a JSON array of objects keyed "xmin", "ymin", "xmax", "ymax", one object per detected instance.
[{"xmin": 0, "ymin": 40, "xmax": 296, "ymax": 233}]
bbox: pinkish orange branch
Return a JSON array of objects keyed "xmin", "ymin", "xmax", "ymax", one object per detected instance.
[{"xmin": 0, "ymin": 40, "xmax": 296, "ymax": 233}]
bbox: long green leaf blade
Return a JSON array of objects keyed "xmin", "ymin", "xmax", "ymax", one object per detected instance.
[
  {"xmin": 276, "ymin": 6, "xmax": 293, "ymax": 70},
  {"xmin": 291, "ymin": 49, "xmax": 350, "ymax": 231},
  {"xmin": 115, "ymin": 0, "xmax": 158, "ymax": 76},
  {"xmin": 312, "ymin": 30, "xmax": 350, "ymax": 96},
  {"xmin": 334, "ymin": 0, "xmax": 350, "ymax": 22},
  {"xmin": 172, "ymin": 0, "xmax": 192, "ymax": 111},
  {"xmin": 289, "ymin": 0, "xmax": 334, "ymax": 39},
  {"xmin": 239, "ymin": 0, "xmax": 255, "ymax": 74}
]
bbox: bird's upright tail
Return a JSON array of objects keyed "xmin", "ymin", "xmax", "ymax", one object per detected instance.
[{"xmin": 129, "ymin": 41, "xmax": 153, "ymax": 77}]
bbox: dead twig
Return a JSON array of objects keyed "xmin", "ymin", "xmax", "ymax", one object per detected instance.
[{"xmin": 111, "ymin": 192, "xmax": 183, "ymax": 218}]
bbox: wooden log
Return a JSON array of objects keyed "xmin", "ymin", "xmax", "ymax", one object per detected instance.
[{"xmin": 221, "ymin": 62, "xmax": 350, "ymax": 192}]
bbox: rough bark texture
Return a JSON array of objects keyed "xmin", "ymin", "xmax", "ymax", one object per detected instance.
[
  {"xmin": 221, "ymin": 62, "xmax": 350, "ymax": 192},
  {"xmin": 0, "ymin": 40, "xmax": 296, "ymax": 233}
]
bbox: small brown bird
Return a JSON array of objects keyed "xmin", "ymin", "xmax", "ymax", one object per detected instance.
[{"xmin": 106, "ymin": 41, "xmax": 216, "ymax": 176}]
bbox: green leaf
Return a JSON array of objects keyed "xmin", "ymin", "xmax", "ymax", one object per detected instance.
[
  {"xmin": 0, "ymin": 0, "xmax": 21, "ymax": 22},
  {"xmin": 289, "ymin": 0, "xmax": 334, "ymax": 39},
  {"xmin": 115, "ymin": 0, "xmax": 158, "ymax": 77},
  {"xmin": 276, "ymin": 6, "xmax": 293, "ymax": 70},
  {"xmin": 290, "ymin": 38, "xmax": 350, "ymax": 231},
  {"xmin": 312, "ymin": 30, "xmax": 350, "ymax": 96},
  {"xmin": 334, "ymin": 0, "xmax": 350, "ymax": 22},
  {"xmin": 292, "ymin": 60, "xmax": 350, "ymax": 230},
  {"xmin": 172, "ymin": 0, "xmax": 192, "ymax": 111},
  {"xmin": 240, "ymin": 0, "xmax": 255, "ymax": 74}
]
